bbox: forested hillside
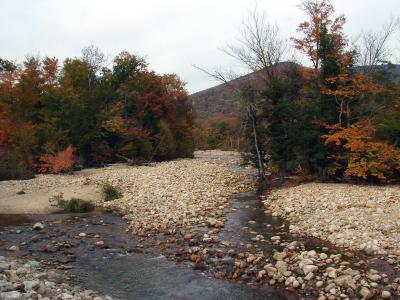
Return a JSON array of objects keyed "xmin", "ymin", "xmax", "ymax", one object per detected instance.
[{"xmin": 0, "ymin": 48, "xmax": 194, "ymax": 180}]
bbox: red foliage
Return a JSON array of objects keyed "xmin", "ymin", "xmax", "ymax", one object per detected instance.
[
  {"xmin": 0, "ymin": 130, "xmax": 8, "ymax": 161},
  {"xmin": 38, "ymin": 145, "xmax": 75, "ymax": 174}
]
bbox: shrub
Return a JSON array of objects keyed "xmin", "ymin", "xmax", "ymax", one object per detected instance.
[
  {"xmin": 16, "ymin": 190, "xmax": 25, "ymax": 195},
  {"xmin": 50, "ymin": 193, "xmax": 94, "ymax": 213},
  {"xmin": 38, "ymin": 145, "xmax": 75, "ymax": 174},
  {"xmin": 102, "ymin": 184, "xmax": 122, "ymax": 202}
]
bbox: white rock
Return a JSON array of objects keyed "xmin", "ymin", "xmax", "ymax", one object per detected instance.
[{"xmin": 32, "ymin": 222, "xmax": 44, "ymax": 230}]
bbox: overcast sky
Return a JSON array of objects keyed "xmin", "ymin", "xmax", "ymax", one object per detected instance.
[{"xmin": 1, "ymin": 0, "xmax": 399, "ymax": 93}]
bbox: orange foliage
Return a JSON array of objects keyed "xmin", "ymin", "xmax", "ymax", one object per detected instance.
[
  {"xmin": 292, "ymin": 0, "xmax": 346, "ymax": 69},
  {"xmin": 323, "ymin": 122, "xmax": 400, "ymax": 181},
  {"xmin": 38, "ymin": 145, "xmax": 75, "ymax": 174},
  {"xmin": 322, "ymin": 72, "xmax": 390, "ymax": 99}
]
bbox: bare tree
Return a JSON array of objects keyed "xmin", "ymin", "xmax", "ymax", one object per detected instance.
[
  {"xmin": 223, "ymin": 9, "xmax": 287, "ymax": 82},
  {"xmin": 195, "ymin": 8, "xmax": 287, "ymax": 183},
  {"xmin": 81, "ymin": 45, "xmax": 105, "ymax": 90},
  {"xmin": 358, "ymin": 17, "xmax": 399, "ymax": 71}
]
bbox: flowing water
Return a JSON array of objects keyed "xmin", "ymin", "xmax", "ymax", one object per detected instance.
[
  {"xmin": 0, "ymin": 196, "xmax": 295, "ymax": 300},
  {"xmin": 0, "ymin": 192, "xmax": 395, "ymax": 299}
]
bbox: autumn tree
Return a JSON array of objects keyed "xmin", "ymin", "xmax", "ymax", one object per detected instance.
[
  {"xmin": 292, "ymin": 0, "xmax": 346, "ymax": 70},
  {"xmin": 0, "ymin": 48, "xmax": 195, "ymax": 179}
]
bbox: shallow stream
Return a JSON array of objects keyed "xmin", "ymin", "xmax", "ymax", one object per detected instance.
[{"xmin": 0, "ymin": 192, "xmax": 396, "ymax": 299}]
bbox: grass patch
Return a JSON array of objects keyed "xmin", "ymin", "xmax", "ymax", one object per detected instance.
[
  {"xmin": 50, "ymin": 193, "xmax": 94, "ymax": 213},
  {"xmin": 102, "ymin": 184, "xmax": 122, "ymax": 202},
  {"xmin": 16, "ymin": 190, "xmax": 25, "ymax": 195}
]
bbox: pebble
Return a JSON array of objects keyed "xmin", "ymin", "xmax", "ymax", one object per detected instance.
[
  {"xmin": 95, "ymin": 241, "xmax": 105, "ymax": 247},
  {"xmin": 8, "ymin": 246, "xmax": 19, "ymax": 252},
  {"xmin": 359, "ymin": 287, "xmax": 371, "ymax": 298},
  {"xmin": 381, "ymin": 290, "xmax": 391, "ymax": 299},
  {"xmin": 303, "ymin": 265, "xmax": 318, "ymax": 275},
  {"xmin": 32, "ymin": 223, "xmax": 44, "ymax": 230}
]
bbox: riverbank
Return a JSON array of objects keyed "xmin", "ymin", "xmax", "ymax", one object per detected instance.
[{"xmin": 263, "ymin": 183, "xmax": 400, "ymax": 257}]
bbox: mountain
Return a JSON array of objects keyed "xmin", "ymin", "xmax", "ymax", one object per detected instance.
[
  {"xmin": 190, "ymin": 73, "xmax": 254, "ymax": 120},
  {"xmin": 190, "ymin": 63, "xmax": 400, "ymax": 121},
  {"xmin": 190, "ymin": 62, "xmax": 294, "ymax": 120}
]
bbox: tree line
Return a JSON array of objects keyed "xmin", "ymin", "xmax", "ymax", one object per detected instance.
[
  {"xmin": 203, "ymin": 0, "xmax": 400, "ymax": 183},
  {"xmin": 0, "ymin": 48, "xmax": 194, "ymax": 179}
]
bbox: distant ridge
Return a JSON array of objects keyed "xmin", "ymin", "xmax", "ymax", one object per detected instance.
[
  {"xmin": 190, "ymin": 62, "xmax": 294, "ymax": 120},
  {"xmin": 191, "ymin": 63, "xmax": 400, "ymax": 121}
]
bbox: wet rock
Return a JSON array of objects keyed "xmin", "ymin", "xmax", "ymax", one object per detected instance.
[
  {"xmin": 193, "ymin": 261, "xmax": 206, "ymax": 270},
  {"xmin": 95, "ymin": 241, "xmax": 105, "ymax": 247},
  {"xmin": 32, "ymin": 222, "xmax": 44, "ymax": 230},
  {"xmin": 8, "ymin": 246, "xmax": 19, "ymax": 252},
  {"xmin": 43, "ymin": 244, "xmax": 58, "ymax": 253}
]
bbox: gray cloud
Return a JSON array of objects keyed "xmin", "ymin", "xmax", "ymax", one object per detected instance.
[{"xmin": 1, "ymin": 0, "xmax": 399, "ymax": 93}]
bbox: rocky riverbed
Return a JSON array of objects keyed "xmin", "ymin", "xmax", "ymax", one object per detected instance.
[
  {"xmin": 97, "ymin": 154, "xmax": 255, "ymax": 235},
  {"xmin": 1, "ymin": 152, "xmax": 400, "ymax": 299}
]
